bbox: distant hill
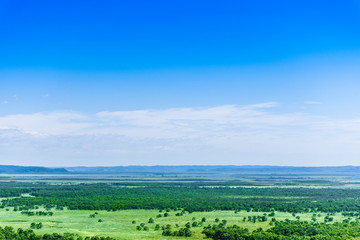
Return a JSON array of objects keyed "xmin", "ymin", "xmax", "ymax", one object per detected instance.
[
  {"xmin": 65, "ymin": 165, "xmax": 360, "ymax": 175},
  {"xmin": 0, "ymin": 165, "xmax": 359, "ymax": 175},
  {"xmin": 0, "ymin": 165, "xmax": 68, "ymax": 174}
]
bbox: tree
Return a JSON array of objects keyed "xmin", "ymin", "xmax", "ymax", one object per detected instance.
[{"xmin": 36, "ymin": 222, "xmax": 43, "ymax": 229}]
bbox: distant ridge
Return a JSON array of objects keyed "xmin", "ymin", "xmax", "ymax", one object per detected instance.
[
  {"xmin": 0, "ymin": 165, "xmax": 359, "ymax": 175},
  {"xmin": 65, "ymin": 165, "xmax": 360, "ymax": 175},
  {"xmin": 0, "ymin": 165, "xmax": 68, "ymax": 174}
]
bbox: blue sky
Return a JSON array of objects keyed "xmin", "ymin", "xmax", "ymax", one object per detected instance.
[{"xmin": 1, "ymin": 1, "xmax": 360, "ymax": 166}]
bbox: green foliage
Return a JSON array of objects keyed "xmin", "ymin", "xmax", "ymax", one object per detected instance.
[
  {"xmin": 0, "ymin": 226, "xmax": 115, "ymax": 240},
  {"xmin": 203, "ymin": 220, "xmax": 360, "ymax": 240},
  {"xmin": 3, "ymin": 182, "xmax": 360, "ymax": 213},
  {"xmin": 30, "ymin": 222, "xmax": 42, "ymax": 229},
  {"xmin": 3, "ymin": 178, "xmax": 360, "ymax": 239},
  {"xmin": 154, "ymin": 224, "xmax": 160, "ymax": 230},
  {"xmin": 162, "ymin": 227, "xmax": 193, "ymax": 237},
  {"xmin": 21, "ymin": 210, "xmax": 53, "ymax": 216}
]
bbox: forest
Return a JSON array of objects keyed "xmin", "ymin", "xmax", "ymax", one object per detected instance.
[{"xmin": 1, "ymin": 173, "xmax": 360, "ymax": 239}]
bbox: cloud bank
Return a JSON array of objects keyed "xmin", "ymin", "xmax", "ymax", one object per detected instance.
[{"xmin": 1, "ymin": 103, "xmax": 360, "ymax": 166}]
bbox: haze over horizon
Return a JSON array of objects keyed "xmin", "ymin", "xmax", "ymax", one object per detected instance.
[{"xmin": 1, "ymin": 1, "xmax": 360, "ymax": 166}]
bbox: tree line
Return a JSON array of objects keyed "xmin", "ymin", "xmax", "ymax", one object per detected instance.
[
  {"xmin": 2, "ymin": 183, "xmax": 360, "ymax": 213},
  {"xmin": 203, "ymin": 220, "xmax": 360, "ymax": 239},
  {"xmin": 0, "ymin": 226, "xmax": 114, "ymax": 240}
]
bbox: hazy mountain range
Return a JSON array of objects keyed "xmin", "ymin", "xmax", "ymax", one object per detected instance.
[{"xmin": 1, "ymin": 165, "xmax": 360, "ymax": 175}]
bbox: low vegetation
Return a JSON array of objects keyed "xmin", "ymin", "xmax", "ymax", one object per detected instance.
[{"xmin": 1, "ymin": 174, "xmax": 360, "ymax": 239}]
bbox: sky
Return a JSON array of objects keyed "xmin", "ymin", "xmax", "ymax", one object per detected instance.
[{"xmin": 1, "ymin": 0, "xmax": 360, "ymax": 166}]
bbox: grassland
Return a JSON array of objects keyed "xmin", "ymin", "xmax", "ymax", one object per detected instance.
[
  {"xmin": 0, "ymin": 207, "xmax": 352, "ymax": 239},
  {"xmin": 1, "ymin": 173, "xmax": 360, "ymax": 239}
]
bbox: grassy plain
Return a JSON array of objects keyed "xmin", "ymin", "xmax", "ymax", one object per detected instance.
[
  {"xmin": 1, "ymin": 173, "xmax": 360, "ymax": 239},
  {"xmin": 0, "ymin": 207, "xmax": 350, "ymax": 239}
]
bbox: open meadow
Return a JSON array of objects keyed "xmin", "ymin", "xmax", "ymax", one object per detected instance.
[
  {"xmin": 0, "ymin": 208, "xmax": 352, "ymax": 239},
  {"xmin": 1, "ymin": 171, "xmax": 360, "ymax": 239}
]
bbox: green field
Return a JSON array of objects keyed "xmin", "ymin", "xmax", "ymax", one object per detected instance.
[
  {"xmin": 0, "ymin": 207, "xmax": 350, "ymax": 239},
  {"xmin": 1, "ymin": 174, "xmax": 360, "ymax": 239}
]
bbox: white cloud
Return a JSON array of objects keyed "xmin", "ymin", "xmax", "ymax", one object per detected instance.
[
  {"xmin": 304, "ymin": 101, "xmax": 322, "ymax": 105},
  {"xmin": 1, "ymin": 103, "xmax": 360, "ymax": 166},
  {"xmin": 0, "ymin": 111, "xmax": 92, "ymax": 136},
  {"xmin": 1, "ymin": 100, "xmax": 8, "ymax": 104}
]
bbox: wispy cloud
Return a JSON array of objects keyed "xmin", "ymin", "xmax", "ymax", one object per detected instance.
[
  {"xmin": 1, "ymin": 103, "xmax": 360, "ymax": 166},
  {"xmin": 304, "ymin": 101, "xmax": 322, "ymax": 105},
  {"xmin": 1, "ymin": 100, "xmax": 8, "ymax": 104},
  {"xmin": 0, "ymin": 103, "xmax": 306, "ymax": 137},
  {"xmin": 0, "ymin": 111, "xmax": 92, "ymax": 136},
  {"xmin": 1, "ymin": 102, "xmax": 360, "ymax": 140}
]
